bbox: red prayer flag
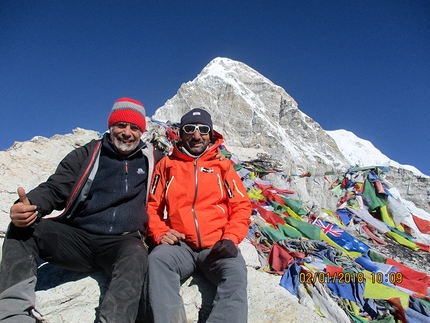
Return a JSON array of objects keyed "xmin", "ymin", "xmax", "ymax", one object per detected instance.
[
  {"xmin": 386, "ymin": 258, "xmax": 430, "ymax": 295},
  {"xmin": 252, "ymin": 202, "xmax": 285, "ymax": 226},
  {"xmin": 412, "ymin": 214, "xmax": 430, "ymax": 234},
  {"xmin": 267, "ymin": 243, "xmax": 294, "ymax": 274}
]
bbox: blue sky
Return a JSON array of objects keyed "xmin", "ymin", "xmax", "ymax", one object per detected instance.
[{"xmin": 1, "ymin": 1, "xmax": 429, "ymax": 175}]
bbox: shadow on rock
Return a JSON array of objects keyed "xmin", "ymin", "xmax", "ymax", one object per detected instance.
[
  {"xmin": 35, "ymin": 261, "xmax": 109, "ymax": 292},
  {"xmin": 35, "ymin": 261, "xmax": 109, "ymax": 323}
]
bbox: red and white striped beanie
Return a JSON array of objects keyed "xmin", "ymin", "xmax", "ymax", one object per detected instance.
[{"xmin": 108, "ymin": 97, "xmax": 146, "ymax": 132}]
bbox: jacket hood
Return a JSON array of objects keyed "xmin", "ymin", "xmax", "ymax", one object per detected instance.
[{"xmin": 172, "ymin": 130, "xmax": 224, "ymax": 161}]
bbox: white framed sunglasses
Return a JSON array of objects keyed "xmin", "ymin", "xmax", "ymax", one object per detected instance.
[{"xmin": 182, "ymin": 124, "xmax": 211, "ymax": 135}]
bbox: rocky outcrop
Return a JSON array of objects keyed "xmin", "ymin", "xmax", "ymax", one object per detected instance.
[{"xmin": 385, "ymin": 169, "xmax": 430, "ymax": 213}]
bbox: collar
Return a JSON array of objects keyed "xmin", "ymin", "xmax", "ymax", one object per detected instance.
[{"xmin": 180, "ymin": 145, "xmax": 210, "ymax": 159}]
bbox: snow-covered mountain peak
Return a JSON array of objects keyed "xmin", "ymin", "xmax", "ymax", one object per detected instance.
[
  {"xmin": 326, "ymin": 129, "xmax": 426, "ymax": 177},
  {"xmin": 200, "ymin": 57, "xmax": 275, "ymax": 85}
]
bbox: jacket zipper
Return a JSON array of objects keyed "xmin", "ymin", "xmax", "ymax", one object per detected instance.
[
  {"xmin": 192, "ymin": 159, "xmax": 202, "ymax": 249},
  {"xmin": 125, "ymin": 161, "xmax": 129, "ymax": 192},
  {"xmin": 165, "ymin": 176, "xmax": 174, "ymax": 198},
  {"xmin": 63, "ymin": 141, "xmax": 102, "ymax": 218},
  {"xmin": 216, "ymin": 174, "xmax": 226, "ymax": 213},
  {"xmin": 232, "ymin": 179, "xmax": 245, "ymax": 197}
]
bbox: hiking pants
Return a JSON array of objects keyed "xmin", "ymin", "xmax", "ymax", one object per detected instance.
[
  {"xmin": 148, "ymin": 241, "xmax": 248, "ymax": 323},
  {"xmin": 0, "ymin": 219, "xmax": 148, "ymax": 323}
]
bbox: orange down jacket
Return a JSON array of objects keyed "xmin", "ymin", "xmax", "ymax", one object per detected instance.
[{"xmin": 147, "ymin": 131, "xmax": 252, "ymax": 250}]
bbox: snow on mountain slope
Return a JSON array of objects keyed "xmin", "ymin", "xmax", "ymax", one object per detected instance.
[{"xmin": 326, "ymin": 129, "xmax": 427, "ymax": 176}]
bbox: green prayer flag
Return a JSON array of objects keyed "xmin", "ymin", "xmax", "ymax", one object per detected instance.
[
  {"xmin": 262, "ymin": 226, "xmax": 287, "ymax": 242},
  {"xmin": 367, "ymin": 250, "xmax": 387, "ymax": 264},
  {"xmin": 233, "ymin": 164, "xmax": 244, "ymax": 171},
  {"xmin": 282, "ymin": 198, "xmax": 307, "ymax": 216},
  {"xmin": 271, "ymin": 201, "xmax": 286, "ymax": 213},
  {"xmin": 284, "ymin": 216, "xmax": 321, "ymax": 240},
  {"xmin": 330, "ymin": 184, "xmax": 343, "ymax": 197},
  {"xmin": 362, "ymin": 178, "xmax": 387, "ymax": 211},
  {"xmin": 278, "ymin": 224, "xmax": 302, "ymax": 239}
]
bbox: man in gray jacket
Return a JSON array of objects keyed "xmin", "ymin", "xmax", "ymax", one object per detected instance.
[{"xmin": 0, "ymin": 98, "xmax": 159, "ymax": 323}]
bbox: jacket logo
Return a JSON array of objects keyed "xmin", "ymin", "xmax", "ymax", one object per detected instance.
[
  {"xmin": 151, "ymin": 174, "xmax": 160, "ymax": 194},
  {"xmin": 224, "ymin": 180, "xmax": 234, "ymax": 198},
  {"xmin": 200, "ymin": 167, "xmax": 214, "ymax": 173},
  {"xmin": 137, "ymin": 168, "xmax": 145, "ymax": 174}
]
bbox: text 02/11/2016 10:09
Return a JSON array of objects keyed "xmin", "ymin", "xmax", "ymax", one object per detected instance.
[{"xmin": 299, "ymin": 271, "xmax": 403, "ymax": 284}]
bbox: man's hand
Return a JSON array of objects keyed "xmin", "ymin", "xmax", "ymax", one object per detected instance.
[
  {"xmin": 160, "ymin": 229, "xmax": 186, "ymax": 245},
  {"xmin": 202, "ymin": 239, "xmax": 238, "ymax": 266},
  {"xmin": 10, "ymin": 187, "xmax": 38, "ymax": 227}
]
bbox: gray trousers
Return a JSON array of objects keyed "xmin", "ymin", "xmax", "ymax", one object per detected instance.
[
  {"xmin": 0, "ymin": 219, "xmax": 149, "ymax": 323},
  {"xmin": 148, "ymin": 242, "xmax": 248, "ymax": 323}
]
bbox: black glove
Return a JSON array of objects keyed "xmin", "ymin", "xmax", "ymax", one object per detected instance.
[{"xmin": 202, "ymin": 239, "xmax": 238, "ymax": 266}]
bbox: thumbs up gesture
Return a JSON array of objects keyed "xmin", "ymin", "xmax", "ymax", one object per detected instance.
[{"xmin": 10, "ymin": 187, "xmax": 38, "ymax": 227}]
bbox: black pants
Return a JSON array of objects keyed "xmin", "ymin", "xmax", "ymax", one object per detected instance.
[{"xmin": 0, "ymin": 219, "xmax": 148, "ymax": 323}]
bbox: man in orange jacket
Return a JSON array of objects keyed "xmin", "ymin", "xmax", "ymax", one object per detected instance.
[{"xmin": 147, "ymin": 108, "xmax": 251, "ymax": 323}]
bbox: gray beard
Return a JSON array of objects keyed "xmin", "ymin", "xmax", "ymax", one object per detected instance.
[
  {"xmin": 109, "ymin": 130, "xmax": 139, "ymax": 155},
  {"xmin": 114, "ymin": 141, "xmax": 138, "ymax": 154}
]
